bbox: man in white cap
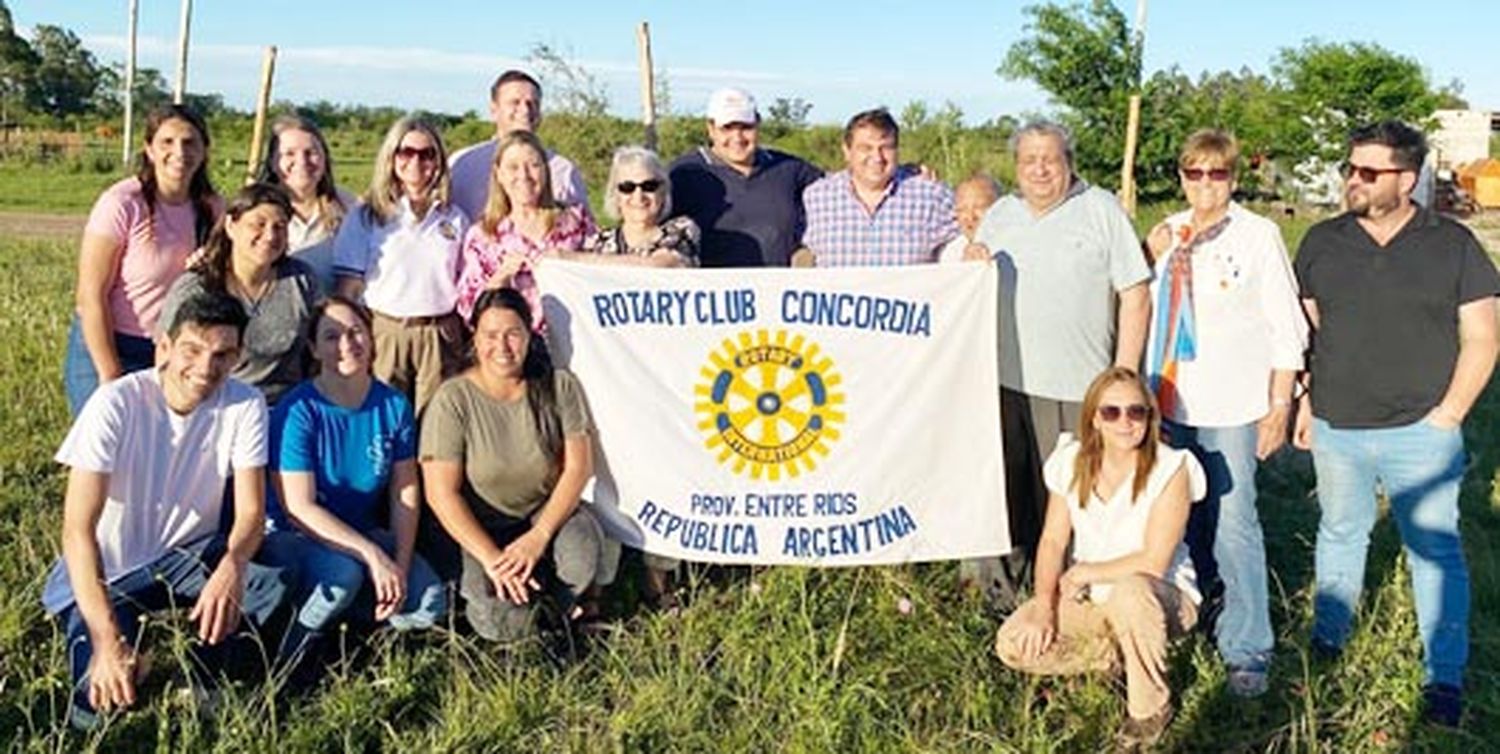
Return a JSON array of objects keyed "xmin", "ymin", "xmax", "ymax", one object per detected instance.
[
  {"xmin": 449, "ymin": 69, "xmax": 592, "ymax": 222},
  {"xmin": 669, "ymin": 87, "xmax": 824, "ymax": 267}
]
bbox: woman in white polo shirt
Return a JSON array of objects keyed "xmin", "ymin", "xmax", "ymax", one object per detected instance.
[
  {"xmin": 1142, "ymin": 128, "xmax": 1308, "ymax": 698},
  {"xmin": 334, "ymin": 116, "xmax": 467, "ymax": 414}
]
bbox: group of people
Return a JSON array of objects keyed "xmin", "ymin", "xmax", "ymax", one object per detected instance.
[{"xmin": 44, "ymin": 66, "xmax": 1496, "ymax": 744}]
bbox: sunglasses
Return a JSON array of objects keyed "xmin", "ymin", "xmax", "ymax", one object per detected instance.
[
  {"xmin": 617, "ymin": 179, "xmax": 663, "ymax": 194},
  {"xmin": 1097, "ymin": 403, "xmax": 1151, "ymax": 423},
  {"xmin": 1181, "ymin": 167, "xmax": 1232, "ymax": 182},
  {"xmin": 1340, "ymin": 162, "xmax": 1406, "ymax": 182},
  {"xmin": 395, "ymin": 145, "xmax": 438, "ymax": 162}
]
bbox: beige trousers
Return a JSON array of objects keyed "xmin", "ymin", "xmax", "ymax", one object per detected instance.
[
  {"xmin": 370, "ymin": 311, "xmax": 466, "ymax": 415},
  {"xmin": 994, "ymin": 573, "xmax": 1198, "ymax": 719}
]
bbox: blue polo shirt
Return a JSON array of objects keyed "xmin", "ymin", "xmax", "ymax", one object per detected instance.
[{"xmin": 669, "ymin": 147, "xmax": 823, "ymax": 268}]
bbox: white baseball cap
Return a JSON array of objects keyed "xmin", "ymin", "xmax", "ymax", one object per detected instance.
[{"xmin": 706, "ymin": 87, "xmax": 758, "ymax": 126}]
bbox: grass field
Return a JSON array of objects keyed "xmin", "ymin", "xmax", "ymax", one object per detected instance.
[{"xmin": 0, "ymin": 187, "xmax": 1496, "ymax": 752}]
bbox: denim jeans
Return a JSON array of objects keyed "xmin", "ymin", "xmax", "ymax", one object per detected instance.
[
  {"xmin": 1310, "ymin": 416, "xmax": 1469, "ymax": 686},
  {"xmin": 63, "ymin": 315, "xmax": 156, "ymax": 417},
  {"xmin": 56, "ymin": 534, "xmax": 292, "ymax": 720},
  {"xmin": 1165, "ymin": 420, "xmax": 1272, "ymax": 667},
  {"xmin": 259, "ymin": 528, "xmax": 446, "ymax": 644}
]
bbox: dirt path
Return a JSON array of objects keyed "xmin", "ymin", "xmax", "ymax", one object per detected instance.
[{"xmin": 0, "ymin": 211, "xmax": 85, "ymax": 243}]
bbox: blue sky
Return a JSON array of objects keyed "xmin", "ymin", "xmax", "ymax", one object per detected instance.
[{"xmin": 9, "ymin": 1, "xmax": 1499, "ymax": 124}]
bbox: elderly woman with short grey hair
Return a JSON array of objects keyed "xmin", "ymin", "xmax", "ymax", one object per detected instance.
[{"xmin": 551, "ymin": 145, "xmax": 699, "ymax": 267}]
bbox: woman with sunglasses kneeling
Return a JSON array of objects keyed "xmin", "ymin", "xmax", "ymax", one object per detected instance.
[
  {"xmin": 420, "ymin": 288, "xmax": 606, "ymax": 641},
  {"xmin": 994, "ymin": 367, "xmax": 1207, "ymax": 750},
  {"xmin": 264, "ymin": 296, "xmax": 446, "ymax": 667}
]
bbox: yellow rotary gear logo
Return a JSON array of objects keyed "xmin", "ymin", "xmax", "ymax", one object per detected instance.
[{"xmin": 694, "ymin": 329, "xmax": 846, "ymax": 480}]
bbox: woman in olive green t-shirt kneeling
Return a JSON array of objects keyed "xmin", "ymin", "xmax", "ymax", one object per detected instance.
[{"xmin": 420, "ymin": 287, "xmax": 605, "ymax": 641}]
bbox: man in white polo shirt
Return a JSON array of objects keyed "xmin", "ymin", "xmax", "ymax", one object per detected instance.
[
  {"xmin": 43, "ymin": 291, "xmax": 290, "ymax": 729},
  {"xmin": 449, "ymin": 69, "xmax": 591, "ymax": 221}
]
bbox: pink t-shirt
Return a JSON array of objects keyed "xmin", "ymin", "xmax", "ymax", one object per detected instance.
[
  {"xmin": 455, "ymin": 205, "xmax": 595, "ymax": 328},
  {"xmin": 83, "ymin": 178, "xmax": 222, "ymax": 337}
]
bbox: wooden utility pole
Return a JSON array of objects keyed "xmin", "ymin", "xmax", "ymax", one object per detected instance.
[
  {"xmin": 122, "ymin": 0, "xmax": 138, "ymax": 166},
  {"xmin": 245, "ymin": 46, "xmax": 278, "ymax": 184},
  {"xmin": 636, "ymin": 22, "xmax": 657, "ymax": 151},
  {"xmin": 1119, "ymin": 0, "xmax": 1148, "ymax": 216},
  {"xmin": 172, "ymin": 0, "xmax": 192, "ymax": 104}
]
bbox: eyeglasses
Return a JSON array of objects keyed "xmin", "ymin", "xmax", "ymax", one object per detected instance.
[
  {"xmin": 394, "ymin": 145, "xmax": 438, "ymax": 162},
  {"xmin": 1181, "ymin": 167, "xmax": 1232, "ymax": 182},
  {"xmin": 1097, "ymin": 403, "xmax": 1151, "ymax": 423},
  {"xmin": 1340, "ymin": 162, "xmax": 1406, "ymax": 182},
  {"xmin": 616, "ymin": 179, "xmax": 663, "ymax": 194}
]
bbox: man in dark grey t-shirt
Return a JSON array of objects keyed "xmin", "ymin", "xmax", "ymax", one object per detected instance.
[{"xmin": 1292, "ymin": 120, "xmax": 1500, "ymax": 728}]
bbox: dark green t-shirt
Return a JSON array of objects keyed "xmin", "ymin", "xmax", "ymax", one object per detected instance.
[{"xmin": 419, "ymin": 369, "xmax": 592, "ymax": 521}]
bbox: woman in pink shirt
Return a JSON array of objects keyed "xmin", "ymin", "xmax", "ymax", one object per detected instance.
[
  {"xmin": 64, "ymin": 104, "xmax": 222, "ymax": 415},
  {"xmin": 454, "ymin": 131, "xmax": 594, "ymax": 329}
]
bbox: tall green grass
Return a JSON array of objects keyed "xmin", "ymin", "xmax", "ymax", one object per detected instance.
[{"xmin": 0, "ymin": 235, "xmax": 1495, "ymax": 752}]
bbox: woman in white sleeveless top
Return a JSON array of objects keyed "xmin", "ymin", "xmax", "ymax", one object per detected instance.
[{"xmin": 994, "ymin": 367, "xmax": 1206, "ymax": 750}]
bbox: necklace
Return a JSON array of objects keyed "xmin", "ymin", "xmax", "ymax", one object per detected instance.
[{"xmin": 230, "ymin": 273, "xmax": 275, "ymax": 317}]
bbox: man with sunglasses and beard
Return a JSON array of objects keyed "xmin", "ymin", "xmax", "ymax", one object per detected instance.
[{"xmin": 1293, "ymin": 120, "xmax": 1499, "ymax": 728}]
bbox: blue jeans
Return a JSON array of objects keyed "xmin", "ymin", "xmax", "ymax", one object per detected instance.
[
  {"xmin": 1166, "ymin": 421, "xmax": 1272, "ymax": 667},
  {"xmin": 1310, "ymin": 417, "xmax": 1469, "ymax": 686},
  {"xmin": 259, "ymin": 528, "xmax": 446, "ymax": 646},
  {"xmin": 63, "ymin": 315, "xmax": 156, "ymax": 417},
  {"xmin": 56, "ymin": 534, "xmax": 292, "ymax": 720}
]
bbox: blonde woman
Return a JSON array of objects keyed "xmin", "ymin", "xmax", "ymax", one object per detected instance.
[
  {"xmin": 453, "ymin": 130, "xmax": 593, "ymax": 328},
  {"xmin": 333, "ymin": 116, "xmax": 467, "ymax": 413}
]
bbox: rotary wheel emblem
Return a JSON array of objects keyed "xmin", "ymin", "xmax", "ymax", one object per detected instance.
[{"xmin": 694, "ymin": 329, "xmax": 846, "ymax": 480}]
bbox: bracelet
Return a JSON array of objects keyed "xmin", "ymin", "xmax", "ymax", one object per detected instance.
[{"xmin": 1271, "ymin": 397, "xmax": 1292, "ymax": 408}]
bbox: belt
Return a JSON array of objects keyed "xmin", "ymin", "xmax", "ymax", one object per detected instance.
[{"xmin": 372, "ymin": 310, "xmax": 457, "ymax": 327}]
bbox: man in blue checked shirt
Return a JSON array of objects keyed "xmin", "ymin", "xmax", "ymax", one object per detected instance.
[{"xmin": 800, "ymin": 108, "xmax": 958, "ymax": 267}]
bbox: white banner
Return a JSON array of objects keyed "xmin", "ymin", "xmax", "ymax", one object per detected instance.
[{"xmin": 536, "ymin": 261, "xmax": 1008, "ymax": 566}]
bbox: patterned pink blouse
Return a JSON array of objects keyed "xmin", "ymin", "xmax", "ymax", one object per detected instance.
[{"xmin": 455, "ymin": 204, "xmax": 595, "ymax": 327}]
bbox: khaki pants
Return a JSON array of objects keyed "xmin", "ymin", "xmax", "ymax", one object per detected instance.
[
  {"xmin": 371, "ymin": 311, "xmax": 466, "ymax": 415},
  {"xmin": 994, "ymin": 573, "xmax": 1198, "ymax": 719}
]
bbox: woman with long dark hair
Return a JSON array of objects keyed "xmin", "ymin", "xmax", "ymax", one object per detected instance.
[
  {"xmin": 420, "ymin": 288, "xmax": 605, "ymax": 641},
  {"xmin": 159, "ymin": 183, "xmax": 321, "ymax": 404},
  {"xmin": 65, "ymin": 104, "xmax": 222, "ymax": 415},
  {"xmin": 994, "ymin": 367, "xmax": 1207, "ymax": 749},
  {"xmin": 257, "ymin": 114, "xmax": 354, "ymax": 294}
]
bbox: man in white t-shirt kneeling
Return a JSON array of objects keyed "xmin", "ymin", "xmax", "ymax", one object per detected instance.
[{"xmin": 42, "ymin": 290, "xmax": 291, "ymax": 730}]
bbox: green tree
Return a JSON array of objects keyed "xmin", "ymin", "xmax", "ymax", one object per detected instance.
[
  {"xmin": 999, "ymin": 0, "xmax": 1139, "ymax": 187},
  {"xmin": 0, "ymin": 1, "xmax": 37, "ymax": 123},
  {"xmin": 92, "ymin": 64, "xmax": 171, "ymax": 116},
  {"xmin": 27, "ymin": 24, "xmax": 101, "ymax": 117},
  {"xmin": 1270, "ymin": 40, "xmax": 1446, "ymax": 166},
  {"xmin": 762, "ymin": 96, "xmax": 813, "ymax": 139}
]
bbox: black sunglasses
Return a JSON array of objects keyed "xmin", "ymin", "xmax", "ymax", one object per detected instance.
[
  {"xmin": 1181, "ymin": 167, "xmax": 1232, "ymax": 182},
  {"xmin": 1340, "ymin": 162, "xmax": 1406, "ymax": 182},
  {"xmin": 395, "ymin": 145, "xmax": 438, "ymax": 162},
  {"xmin": 1097, "ymin": 403, "xmax": 1151, "ymax": 423},
  {"xmin": 616, "ymin": 179, "xmax": 663, "ymax": 194}
]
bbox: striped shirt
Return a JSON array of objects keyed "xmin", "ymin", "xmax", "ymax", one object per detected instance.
[{"xmin": 801, "ymin": 170, "xmax": 957, "ymax": 267}]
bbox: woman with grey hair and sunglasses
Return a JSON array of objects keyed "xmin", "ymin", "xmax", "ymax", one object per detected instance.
[{"xmin": 551, "ymin": 145, "xmax": 699, "ymax": 268}]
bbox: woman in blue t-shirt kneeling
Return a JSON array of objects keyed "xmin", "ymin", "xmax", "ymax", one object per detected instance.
[{"xmin": 263, "ymin": 295, "xmax": 446, "ymax": 663}]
